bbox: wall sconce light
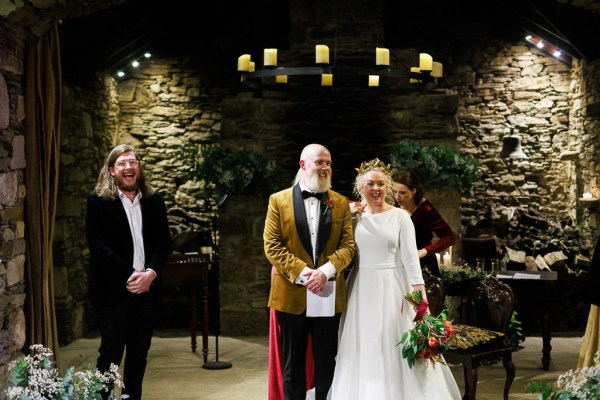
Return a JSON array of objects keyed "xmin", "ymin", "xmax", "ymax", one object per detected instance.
[{"xmin": 525, "ymin": 34, "xmax": 572, "ymax": 65}]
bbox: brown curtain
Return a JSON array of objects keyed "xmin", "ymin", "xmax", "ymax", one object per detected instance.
[{"xmin": 23, "ymin": 23, "xmax": 62, "ymax": 360}]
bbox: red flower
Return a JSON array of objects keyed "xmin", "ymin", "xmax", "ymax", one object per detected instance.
[
  {"xmin": 428, "ymin": 337, "xmax": 439, "ymax": 348},
  {"xmin": 322, "ymin": 199, "xmax": 336, "ymax": 215}
]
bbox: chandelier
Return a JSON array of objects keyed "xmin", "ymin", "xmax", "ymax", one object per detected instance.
[{"xmin": 236, "ymin": 45, "xmax": 443, "ymax": 91}]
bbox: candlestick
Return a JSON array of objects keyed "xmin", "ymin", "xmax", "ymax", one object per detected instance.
[
  {"xmin": 431, "ymin": 61, "xmax": 443, "ymax": 78},
  {"xmin": 375, "ymin": 47, "xmax": 390, "ymax": 66},
  {"xmin": 276, "ymin": 75, "xmax": 287, "ymax": 84},
  {"xmin": 237, "ymin": 54, "xmax": 251, "ymax": 71},
  {"xmin": 264, "ymin": 48, "xmax": 277, "ymax": 67},
  {"xmin": 321, "ymin": 74, "xmax": 333, "ymax": 87},
  {"xmin": 315, "ymin": 44, "xmax": 329, "ymax": 64},
  {"xmin": 419, "ymin": 53, "xmax": 433, "ymax": 71},
  {"xmin": 368, "ymin": 75, "xmax": 379, "ymax": 87},
  {"xmin": 410, "ymin": 67, "xmax": 422, "ymax": 84},
  {"xmin": 443, "ymin": 254, "xmax": 451, "ymax": 266}
]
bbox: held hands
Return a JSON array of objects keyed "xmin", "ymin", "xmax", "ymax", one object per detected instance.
[
  {"xmin": 126, "ymin": 270, "xmax": 156, "ymax": 294},
  {"xmin": 417, "ymin": 248, "xmax": 428, "ymax": 259},
  {"xmin": 303, "ymin": 269, "xmax": 327, "ymax": 294},
  {"xmin": 349, "ymin": 200, "xmax": 366, "ymax": 216}
]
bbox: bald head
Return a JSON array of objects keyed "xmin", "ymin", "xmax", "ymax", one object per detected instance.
[{"xmin": 299, "ymin": 143, "xmax": 332, "ymax": 192}]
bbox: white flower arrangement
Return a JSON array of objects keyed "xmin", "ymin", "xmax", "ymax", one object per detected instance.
[
  {"xmin": 526, "ymin": 350, "xmax": 600, "ymax": 399},
  {"xmin": 5, "ymin": 344, "xmax": 125, "ymax": 400}
]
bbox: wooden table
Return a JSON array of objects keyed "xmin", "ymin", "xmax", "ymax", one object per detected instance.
[
  {"xmin": 162, "ymin": 253, "xmax": 212, "ymax": 363},
  {"xmin": 495, "ymin": 270, "xmax": 558, "ymax": 370}
]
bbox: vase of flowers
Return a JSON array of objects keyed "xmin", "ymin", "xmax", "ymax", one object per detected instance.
[{"xmin": 5, "ymin": 344, "xmax": 125, "ymax": 400}]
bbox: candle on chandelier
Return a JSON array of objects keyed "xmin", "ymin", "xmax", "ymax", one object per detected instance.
[
  {"xmin": 419, "ymin": 53, "xmax": 433, "ymax": 71},
  {"xmin": 321, "ymin": 74, "xmax": 333, "ymax": 86},
  {"xmin": 237, "ymin": 54, "xmax": 251, "ymax": 71},
  {"xmin": 248, "ymin": 61, "xmax": 255, "ymax": 72},
  {"xmin": 376, "ymin": 47, "xmax": 390, "ymax": 66},
  {"xmin": 368, "ymin": 75, "xmax": 380, "ymax": 87},
  {"xmin": 410, "ymin": 67, "xmax": 422, "ymax": 83},
  {"xmin": 276, "ymin": 75, "xmax": 288, "ymax": 84},
  {"xmin": 315, "ymin": 44, "xmax": 330, "ymax": 64},
  {"xmin": 431, "ymin": 61, "xmax": 443, "ymax": 78},
  {"xmin": 264, "ymin": 48, "xmax": 278, "ymax": 67}
]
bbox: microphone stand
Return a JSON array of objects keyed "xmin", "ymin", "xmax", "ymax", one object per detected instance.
[{"xmin": 203, "ymin": 193, "xmax": 232, "ymax": 370}]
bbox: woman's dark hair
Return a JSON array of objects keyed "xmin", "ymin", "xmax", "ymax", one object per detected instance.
[{"xmin": 392, "ymin": 170, "xmax": 424, "ymax": 205}]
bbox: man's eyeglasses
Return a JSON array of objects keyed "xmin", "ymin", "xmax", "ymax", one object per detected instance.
[{"xmin": 114, "ymin": 160, "xmax": 140, "ymax": 169}]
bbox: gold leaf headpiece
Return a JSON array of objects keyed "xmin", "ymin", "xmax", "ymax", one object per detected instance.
[{"xmin": 355, "ymin": 158, "xmax": 393, "ymax": 176}]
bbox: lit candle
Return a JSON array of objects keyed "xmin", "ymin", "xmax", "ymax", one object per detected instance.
[
  {"xmin": 443, "ymin": 254, "xmax": 451, "ymax": 266},
  {"xmin": 315, "ymin": 44, "xmax": 329, "ymax": 64},
  {"xmin": 237, "ymin": 54, "xmax": 251, "ymax": 71},
  {"xmin": 276, "ymin": 75, "xmax": 287, "ymax": 84},
  {"xmin": 376, "ymin": 47, "xmax": 390, "ymax": 66},
  {"xmin": 368, "ymin": 75, "xmax": 379, "ymax": 87},
  {"xmin": 264, "ymin": 48, "xmax": 278, "ymax": 67},
  {"xmin": 431, "ymin": 61, "xmax": 443, "ymax": 78},
  {"xmin": 321, "ymin": 74, "xmax": 333, "ymax": 86},
  {"xmin": 248, "ymin": 61, "xmax": 255, "ymax": 72},
  {"xmin": 583, "ymin": 192, "xmax": 593, "ymax": 199},
  {"xmin": 419, "ymin": 53, "xmax": 433, "ymax": 71},
  {"xmin": 435, "ymin": 253, "xmax": 441, "ymax": 265},
  {"xmin": 410, "ymin": 67, "xmax": 422, "ymax": 84}
]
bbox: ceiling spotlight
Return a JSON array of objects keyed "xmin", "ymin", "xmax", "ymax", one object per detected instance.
[
  {"xmin": 132, "ymin": 60, "xmax": 140, "ymax": 68},
  {"xmin": 144, "ymin": 52, "xmax": 151, "ymax": 58},
  {"xmin": 525, "ymin": 34, "xmax": 532, "ymax": 40},
  {"xmin": 536, "ymin": 41, "xmax": 544, "ymax": 49},
  {"xmin": 553, "ymin": 50, "xmax": 561, "ymax": 57},
  {"xmin": 116, "ymin": 71, "xmax": 125, "ymax": 78}
]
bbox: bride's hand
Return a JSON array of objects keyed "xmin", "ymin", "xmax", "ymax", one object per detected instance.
[
  {"xmin": 412, "ymin": 284, "xmax": 427, "ymax": 303},
  {"xmin": 349, "ymin": 200, "xmax": 366, "ymax": 215}
]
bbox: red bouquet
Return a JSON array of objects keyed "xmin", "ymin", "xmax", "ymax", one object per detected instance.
[{"xmin": 399, "ymin": 290, "xmax": 455, "ymax": 369}]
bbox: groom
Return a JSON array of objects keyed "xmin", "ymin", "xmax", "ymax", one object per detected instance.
[{"xmin": 264, "ymin": 143, "xmax": 355, "ymax": 400}]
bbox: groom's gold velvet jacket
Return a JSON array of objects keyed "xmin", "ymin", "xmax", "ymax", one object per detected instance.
[{"xmin": 264, "ymin": 185, "xmax": 355, "ymax": 314}]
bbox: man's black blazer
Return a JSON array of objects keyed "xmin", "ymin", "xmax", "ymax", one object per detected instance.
[{"xmin": 86, "ymin": 193, "xmax": 173, "ymax": 307}]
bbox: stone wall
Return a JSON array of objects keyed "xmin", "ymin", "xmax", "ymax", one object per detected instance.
[
  {"xmin": 0, "ymin": 16, "xmax": 28, "ymax": 382},
  {"xmin": 53, "ymin": 78, "xmax": 119, "ymax": 343}
]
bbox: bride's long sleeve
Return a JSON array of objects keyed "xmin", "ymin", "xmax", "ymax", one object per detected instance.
[{"xmin": 398, "ymin": 209, "xmax": 425, "ymax": 285}]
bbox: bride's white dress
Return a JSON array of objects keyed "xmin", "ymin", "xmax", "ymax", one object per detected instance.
[{"xmin": 329, "ymin": 208, "xmax": 461, "ymax": 400}]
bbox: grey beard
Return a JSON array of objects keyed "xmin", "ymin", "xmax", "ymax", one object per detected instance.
[{"xmin": 305, "ymin": 172, "xmax": 331, "ymax": 193}]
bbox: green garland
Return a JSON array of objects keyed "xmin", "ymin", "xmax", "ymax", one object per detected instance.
[
  {"xmin": 389, "ymin": 140, "xmax": 481, "ymax": 192},
  {"xmin": 181, "ymin": 145, "xmax": 289, "ymax": 196}
]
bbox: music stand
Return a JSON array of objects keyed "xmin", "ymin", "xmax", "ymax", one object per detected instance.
[{"xmin": 203, "ymin": 193, "xmax": 232, "ymax": 370}]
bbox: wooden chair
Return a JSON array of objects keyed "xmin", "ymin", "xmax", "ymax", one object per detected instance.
[
  {"xmin": 444, "ymin": 275, "xmax": 516, "ymax": 400},
  {"xmin": 423, "ymin": 269, "xmax": 446, "ymax": 317}
]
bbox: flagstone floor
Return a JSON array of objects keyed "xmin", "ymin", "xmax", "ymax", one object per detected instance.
[{"xmin": 60, "ymin": 331, "xmax": 583, "ymax": 400}]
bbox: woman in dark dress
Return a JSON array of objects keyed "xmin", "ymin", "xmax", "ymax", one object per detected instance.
[{"xmin": 392, "ymin": 170, "xmax": 455, "ymax": 276}]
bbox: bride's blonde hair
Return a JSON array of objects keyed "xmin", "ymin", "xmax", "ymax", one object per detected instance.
[{"xmin": 353, "ymin": 158, "xmax": 395, "ymax": 205}]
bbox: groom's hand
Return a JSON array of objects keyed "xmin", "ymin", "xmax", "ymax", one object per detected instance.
[{"xmin": 305, "ymin": 269, "xmax": 327, "ymax": 293}]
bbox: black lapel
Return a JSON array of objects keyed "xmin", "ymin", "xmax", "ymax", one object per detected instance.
[
  {"xmin": 292, "ymin": 184, "xmax": 313, "ymax": 262},
  {"xmin": 316, "ymin": 191, "xmax": 332, "ymax": 261}
]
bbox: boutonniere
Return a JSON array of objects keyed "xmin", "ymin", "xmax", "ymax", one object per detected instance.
[{"xmin": 322, "ymin": 199, "xmax": 336, "ymax": 215}]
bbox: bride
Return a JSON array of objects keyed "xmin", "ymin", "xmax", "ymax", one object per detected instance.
[{"xmin": 328, "ymin": 159, "xmax": 461, "ymax": 400}]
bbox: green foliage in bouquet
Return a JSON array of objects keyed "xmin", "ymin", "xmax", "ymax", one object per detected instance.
[
  {"xmin": 507, "ymin": 310, "xmax": 525, "ymax": 349},
  {"xmin": 526, "ymin": 350, "xmax": 600, "ymax": 399},
  {"xmin": 181, "ymin": 145, "xmax": 289, "ymax": 196},
  {"xmin": 399, "ymin": 291, "xmax": 456, "ymax": 369},
  {"xmin": 5, "ymin": 344, "xmax": 125, "ymax": 400},
  {"xmin": 389, "ymin": 140, "xmax": 481, "ymax": 193}
]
